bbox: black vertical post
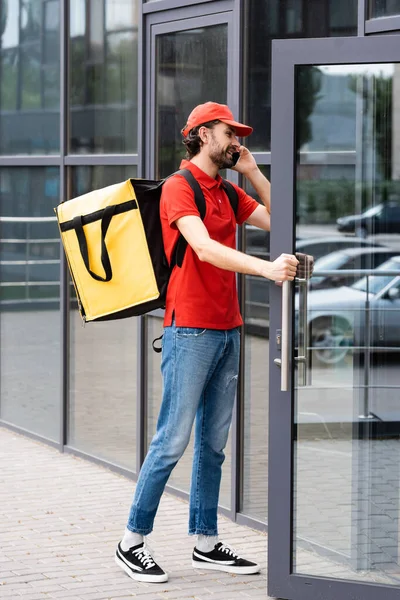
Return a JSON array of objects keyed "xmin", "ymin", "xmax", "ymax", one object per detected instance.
[{"xmin": 59, "ymin": 0, "xmax": 69, "ymax": 451}]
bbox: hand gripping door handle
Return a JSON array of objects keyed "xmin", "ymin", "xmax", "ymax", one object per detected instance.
[{"xmin": 274, "ymin": 280, "xmax": 291, "ymax": 392}]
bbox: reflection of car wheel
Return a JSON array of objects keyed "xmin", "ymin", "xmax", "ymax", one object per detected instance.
[
  {"xmin": 355, "ymin": 226, "xmax": 367, "ymax": 239},
  {"xmin": 310, "ymin": 317, "xmax": 353, "ymax": 366}
]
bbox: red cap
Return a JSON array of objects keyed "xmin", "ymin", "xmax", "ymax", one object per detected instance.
[{"xmin": 181, "ymin": 102, "xmax": 253, "ymax": 138}]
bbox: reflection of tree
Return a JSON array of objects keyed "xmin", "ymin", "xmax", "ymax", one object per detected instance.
[
  {"xmin": 349, "ymin": 73, "xmax": 393, "ymax": 202},
  {"xmin": 70, "ymin": 35, "xmax": 136, "ymax": 106},
  {"xmin": 296, "ymin": 66, "xmax": 322, "ymax": 151}
]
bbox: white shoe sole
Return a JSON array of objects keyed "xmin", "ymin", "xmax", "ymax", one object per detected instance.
[
  {"xmin": 192, "ymin": 559, "xmax": 260, "ymax": 575},
  {"xmin": 115, "ymin": 554, "xmax": 168, "ymax": 583}
]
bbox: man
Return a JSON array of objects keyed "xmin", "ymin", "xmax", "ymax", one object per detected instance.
[{"xmin": 115, "ymin": 102, "xmax": 300, "ymax": 583}]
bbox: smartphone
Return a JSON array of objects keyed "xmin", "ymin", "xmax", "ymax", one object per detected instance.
[{"xmin": 231, "ymin": 151, "xmax": 240, "ymax": 167}]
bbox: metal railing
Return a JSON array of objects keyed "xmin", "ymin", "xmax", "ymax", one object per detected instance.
[{"xmin": 0, "ymin": 216, "xmax": 60, "ymax": 305}]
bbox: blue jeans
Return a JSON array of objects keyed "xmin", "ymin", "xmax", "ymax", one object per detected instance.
[{"xmin": 127, "ymin": 323, "xmax": 240, "ymax": 536}]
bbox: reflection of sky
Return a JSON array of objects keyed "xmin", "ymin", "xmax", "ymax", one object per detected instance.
[
  {"xmin": 301, "ymin": 63, "xmax": 395, "ymax": 153},
  {"xmin": 319, "ymin": 64, "xmax": 394, "ymax": 77},
  {"xmin": 2, "ymin": 1, "xmax": 19, "ymax": 48}
]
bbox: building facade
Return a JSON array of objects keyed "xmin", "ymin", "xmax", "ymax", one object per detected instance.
[{"xmin": 1, "ymin": 1, "xmax": 400, "ymax": 598}]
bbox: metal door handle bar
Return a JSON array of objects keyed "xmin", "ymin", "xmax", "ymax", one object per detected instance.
[
  {"xmin": 273, "ymin": 280, "xmax": 290, "ymax": 391},
  {"xmin": 296, "ymin": 278, "xmax": 308, "ymax": 386}
]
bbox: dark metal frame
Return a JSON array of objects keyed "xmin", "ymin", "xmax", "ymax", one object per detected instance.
[{"xmin": 269, "ymin": 34, "xmax": 400, "ymax": 600}]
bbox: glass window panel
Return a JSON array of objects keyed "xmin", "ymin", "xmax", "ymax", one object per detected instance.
[
  {"xmin": 21, "ymin": 44, "xmax": 41, "ymax": 109},
  {"xmin": 0, "ymin": 167, "xmax": 60, "ymax": 441},
  {"xmin": 242, "ymin": 165, "xmax": 270, "ymax": 521},
  {"xmin": 1, "ymin": 0, "xmax": 20, "ymax": 49},
  {"xmin": 43, "ymin": 66, "xmax": 60, "ymax": 109},
  {"xmin": 68, "ymin": 165, "xmax": 138, "ymax": 471},
  {"xmin": 89, "ymin": 0, "xmax": 104, "ymax": 62},
  {"xmin": 106, "ymin": 0, "xmax": 138, "ymax": 30},
  {"xmin": 330, "ymin": 0, "xmax": 358, "ymax": 28},
  {"xmin": 155, "ymin": 24, "xmax": 227, "ymax": 179},
  {"xmin": 1, "ymin": 49, "xmax": 18, "ymax": 111},
  {"xmin": 293, "ymin": 63, "xmax": 400, "ymax": 585},
  {"xmin": 70, "ymin": 0, "xmax": 85, "ymax": 37},
  {"xmin": 44, "ymin": 1, "xmax": 60, "ymax": 64},
  {"xmin": 245, "ymin": 0, "xmax": 358, "ymax": 152},
  {"xmin": 370, "ymin": 0, "xmax": 400, "ymax": 18},
  {"xmin": 0, "ymin": 1, "xmax": 60, "ymax": 154},
  {"xmin": 146, "ymin": 315, "xmax": 232, "ymax": 509},
  {"xmin": 69, "ymin": 0, "xmax": 138, "ymax": 153},
  {"xmin": 20, "ymin": 0, "xmax": 41, "ymax": 44}
]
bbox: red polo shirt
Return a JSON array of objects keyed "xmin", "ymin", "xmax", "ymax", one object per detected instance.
[{"xmin": 160, "ymin": 160, "xmax": 259, "ymax": 329}]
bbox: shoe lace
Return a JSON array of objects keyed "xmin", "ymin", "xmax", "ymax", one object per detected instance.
[
  {"xmin": 131, "ymin": 544, "xmax": 156, "ymax": 569},
  {"xmin": 219, "ymin": 543, "xmax": 239, "ymax": 559}
]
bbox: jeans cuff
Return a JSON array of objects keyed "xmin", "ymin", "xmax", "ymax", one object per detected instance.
[
  {"xmin": 126, "ymin": 525, "xmax": 153, "ymax": 536},
  {"xmin": 188, "ymin": 528, "xmax": 218, "ymax": 536}
]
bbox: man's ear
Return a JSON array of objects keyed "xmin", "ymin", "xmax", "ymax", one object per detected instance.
[{"xmin": 198, "ymin": 126, "xmax": 209, "ymax": 145}]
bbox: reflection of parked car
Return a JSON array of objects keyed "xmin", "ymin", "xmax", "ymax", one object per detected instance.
[
  {"xmin": 245, "ymin": 235, "xmax": 382, "ymax": 331},
  {"xmin": 310, "ymin": 247, "xmax": 400, "ymax": 290},
  {"xmin": 337, "ymin": 203, "xmax": 400, "ymax": 238},
  {"xmin": 296, "ymin": 236, "xmax": 381, "ymax": 261},
  {"xmin": 301, "ymin": 257, "xmax": 400, "ymax": 365},
  {"xmin": 246, "ymin": 230, "xmax": 380, "ymax": 261}
]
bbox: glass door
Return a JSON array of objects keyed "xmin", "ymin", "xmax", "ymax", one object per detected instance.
[
  {"xmin": 144, "ymin": 4, "xmax": 239, "ymax": 511},
  {"xmin": 269, "ymin": 36, "xmax": 400, "ymax": 600}
]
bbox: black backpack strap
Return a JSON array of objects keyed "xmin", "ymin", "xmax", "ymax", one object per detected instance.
[
  {"xmin": 167, "ymin": 170, "xmax": 238, "ymax": 269},
  {"xmin": 169, "ymin": 169, "xmax": 206, "ymax": 268},
  {"xmin": 221, "ymin": 179, "xmax": 239, "ymax": 216}
]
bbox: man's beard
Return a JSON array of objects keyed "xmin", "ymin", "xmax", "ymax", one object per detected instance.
[{"xmin": 209, "ymin": 138, "xmax": 235, "ymax": 169}]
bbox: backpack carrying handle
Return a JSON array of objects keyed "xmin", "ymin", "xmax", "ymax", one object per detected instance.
[{"xmin": 73, "ymin": 204, "xmax": 116, "ymax": 282}]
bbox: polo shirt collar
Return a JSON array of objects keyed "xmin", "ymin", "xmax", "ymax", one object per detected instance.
[{"xmin": 179, "ymin": 159, "xmax": 223, "ymax": 190}]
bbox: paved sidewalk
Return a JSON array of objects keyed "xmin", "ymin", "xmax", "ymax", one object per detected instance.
[{"xmin": 0, "ymin": 428, "xmax": 270, "ymax": 600}]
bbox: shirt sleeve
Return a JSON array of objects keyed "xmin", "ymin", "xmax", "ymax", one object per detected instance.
[
  {"xmin": 161, "ymin": 174, "xmax": 200, "ymax": 229},
  {"xmin": 231, "ymin": 182, "xmax": 260, "ymax": 226}
]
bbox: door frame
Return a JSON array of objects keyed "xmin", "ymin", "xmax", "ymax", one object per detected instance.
[
  {"xmin": 144, "ymin": 0, "xmax": 241, "ymax": 180},
  {"xmin": 269, "ymin": 35, "xmax": 400, "ymax": 600}
]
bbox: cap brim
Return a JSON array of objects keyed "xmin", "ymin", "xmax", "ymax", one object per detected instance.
[{"xmin": 221, "ymin": 119, "xmax": 253, "ymax": 137}]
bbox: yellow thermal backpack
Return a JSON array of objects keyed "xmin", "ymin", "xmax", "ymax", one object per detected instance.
[{"xmin": 55, "ymin": 169, "xmax": 238, "ymax": 323}]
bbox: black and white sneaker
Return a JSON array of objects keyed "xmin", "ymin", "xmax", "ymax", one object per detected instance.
[
  {"xmin": 192, "ymin": 541, "xmax": 260, "ymax": 575},
  {"xmin": 115, "ymin": 541, "xmax": 168, "ymax": 583}
]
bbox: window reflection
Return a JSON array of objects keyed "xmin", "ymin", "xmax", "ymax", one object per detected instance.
[
  {"xmin": 68, "ymin": 165, "xmax": 138, "ymax": 471},
  {"xmin": 242, "ymin": 165, "xmax": 270, "ymax": 521},
  {"xmin": 69, "ymin": 0, "xmax": 138, "ymax": 154},
  {"xmin": 370, "ymin": 0, "xmax": 400, "ymax": 18},
  {"xmin": 293, "ymin": 62, "xmax": 400, "ymax": 585},
  {"xmin": 0, "ymin": 167, "xmax": 60, "ymax": 440},
  {"xmin": 155, "ymin": 25, "xmax": 227, "ymax": 178},
  {"xmin": 0, "ymin": 0, "xmax": 60, "ymax": 154},
  {"xmin": 245, "ymin": 0, "xmax": 358, "ymax": 151}
]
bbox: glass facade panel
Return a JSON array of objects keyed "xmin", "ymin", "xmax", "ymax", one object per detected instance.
[
  {"xmin": 69, "ymin": 0, "xmax": 138, "ymax": 154},
  {"xmin": 0, "ymin": 167, "xmax": 60, "ymax": 440},
  {"xmin": 242, "ymin": 165, "xmax": 270, "ymax": 521},
  {"xmin": 245, "ymin": 0, "xmax": 358, "ymax": 151},
  {"xmin": 293, "ymin": 63, "xmax": 400, "ymax": 584},
  {"xmin": 0, "ymin": 0, "xmax": 60, "ymax": 154},
  {"xmin": 370, "ymin": 0, "xmax": 400, "ymax": 17},
  {"xmin": 155, "ymin": 24, "xmax": 227, "ymax": 178},
  {"xmin": 146, "ymin": 315, "xmax": 232, "ymax": 509},
  {"xmin": 68, "ymin": 165, "xmax": 138, "ymax": 471}
]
